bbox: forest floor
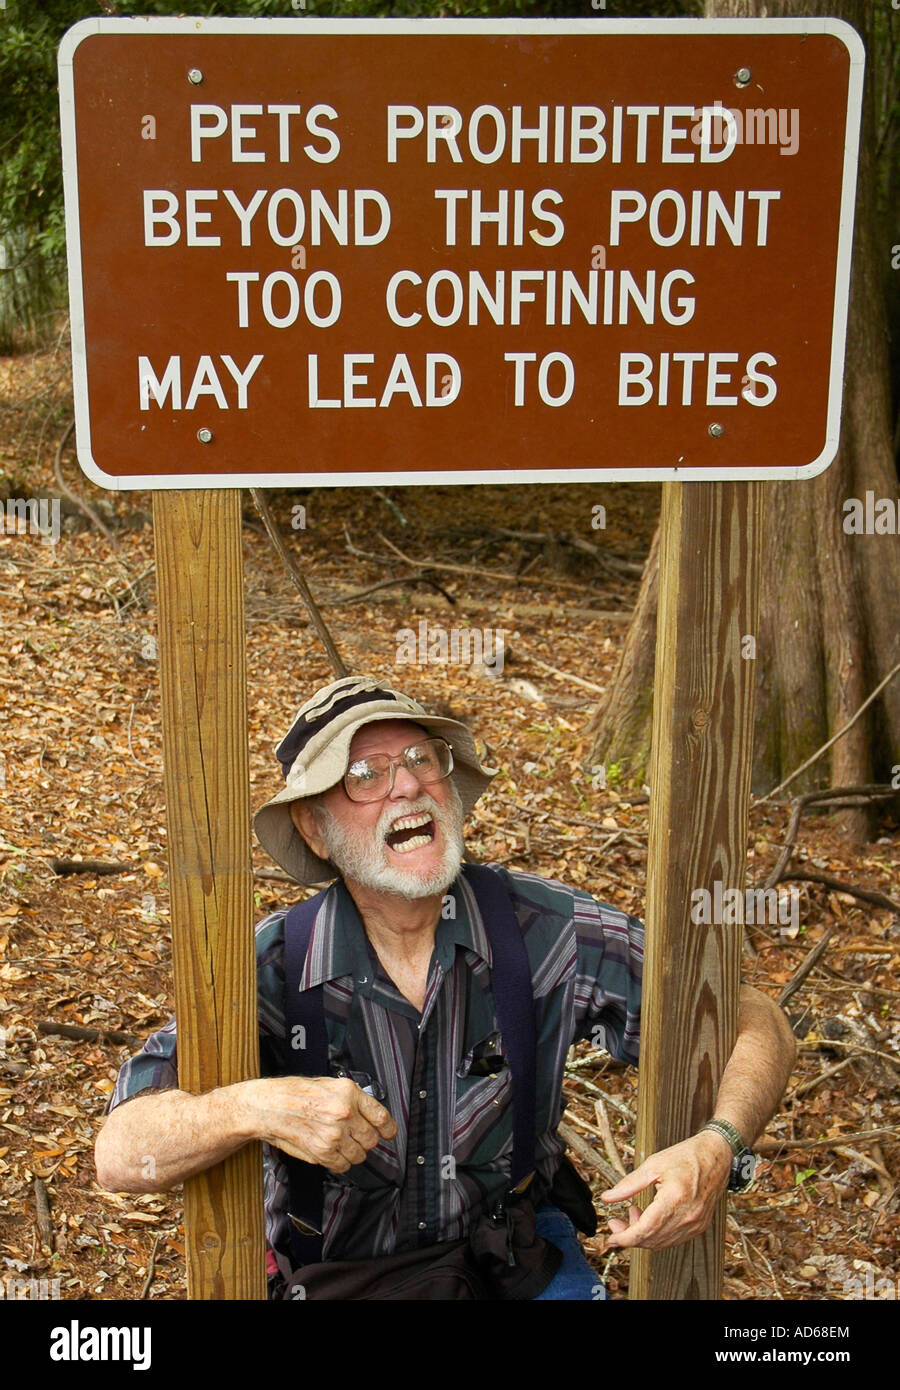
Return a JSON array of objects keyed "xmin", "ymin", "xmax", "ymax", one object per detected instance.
[{"xmin": 0, "ymin": 338, "xmax": 898, "ymax": 1302}]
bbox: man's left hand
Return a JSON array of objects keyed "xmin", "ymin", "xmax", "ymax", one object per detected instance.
[{"xmin": 598, "ymin": 1130, "xmax": 733, "ymax": 1252}]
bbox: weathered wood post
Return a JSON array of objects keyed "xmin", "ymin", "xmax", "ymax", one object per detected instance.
[
  {"xmin": 153, "ymin": 490, "xmax": 266, "ymax": 1300},
  {"xmin": 631, "ymin": 479, "xmax": 764, "ymax": 1300}
]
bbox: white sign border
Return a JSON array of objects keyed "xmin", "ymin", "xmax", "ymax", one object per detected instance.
[{"xmin": 58, "ymin": 16, "xmax": 865, "ymax": 491}]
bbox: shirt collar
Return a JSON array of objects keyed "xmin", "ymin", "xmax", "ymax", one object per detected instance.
[{"xmin": 297, "ymin": 864, "xmax": 492, "ymax": 990}]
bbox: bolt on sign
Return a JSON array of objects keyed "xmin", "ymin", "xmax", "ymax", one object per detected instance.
[{"xmin": 58, "ymin": 17, "xmax": 863, "ymax": 489}]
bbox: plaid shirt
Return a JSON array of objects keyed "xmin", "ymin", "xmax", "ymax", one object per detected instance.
[{"xmin": 109, "ymin": 863, "xmax": 643, "ymax": 1277}]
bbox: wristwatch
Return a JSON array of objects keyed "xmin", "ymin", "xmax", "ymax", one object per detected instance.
[{"xmin": 702, "ymin": 1117, "xmax": 758, "ymax": 1192}]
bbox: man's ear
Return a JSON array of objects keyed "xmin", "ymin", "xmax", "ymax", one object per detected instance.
[{"xmin": 290, "ymin": 799, "xmax": 329, "ymax": 862}]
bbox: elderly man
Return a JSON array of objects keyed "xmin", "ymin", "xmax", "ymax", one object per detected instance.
[{"xmin": 96, "ymin": 675, "xmax": 796, "ymax": 1300}]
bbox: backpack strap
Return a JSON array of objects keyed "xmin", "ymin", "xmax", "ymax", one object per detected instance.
[
  {"xmin": 279, "ymin": 864, "xmax": 536, "ymax": 1269},
  {"xmin": 459, "ymin": 864, "xmax": 537, "ymax": 1196},
  {"xmin": 281, "ymin": 891, "xmax": 330, "ymax": 1267}
]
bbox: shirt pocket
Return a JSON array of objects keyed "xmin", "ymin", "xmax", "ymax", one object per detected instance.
[{"xmin": 452, "ymin": 1033, "xmax": 513, "ymax": 1160}]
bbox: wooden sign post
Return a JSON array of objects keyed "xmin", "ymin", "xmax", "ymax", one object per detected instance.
[
  {"xmin": 153, "ymin": 490, "xmax": 265, "ymax": 1300},
  {"xmin": 632, "ymin": 480, "xmax": 764, "ymax": 1300},
  {"xmin": 58, "ymin": 17, "xmax": 862, "ymax": 1302}
]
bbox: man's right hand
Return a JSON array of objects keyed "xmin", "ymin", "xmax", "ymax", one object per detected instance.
[{"xmin": 237, "ymin": 1076, "xmax": 397, "ymax": 1173}]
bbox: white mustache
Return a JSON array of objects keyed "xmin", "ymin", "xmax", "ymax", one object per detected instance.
[{"xmin": 378, "ymin": 796, "xmax": 441, "ymax": 837}]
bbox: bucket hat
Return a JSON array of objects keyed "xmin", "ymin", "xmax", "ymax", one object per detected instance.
[{"xmin": 253, "ymin": 674, "xmax": 495, "ymax": 885}]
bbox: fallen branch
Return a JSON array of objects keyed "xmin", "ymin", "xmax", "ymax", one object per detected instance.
[
  {"xmin": 785, "ymin": 1055, "xmax": 860, "ymax": 1103},
  {"xmin": 251, "ymin": 488, "xmax": 348, "ymax": 678},
  {"xmin": 778, "ymin": 869, "xmax": 900, "ymax": 914},
  {"xmin": 37, "ymin": 1021, "xmax": 139, "ymax": 1048},
  {"xmin": 371, "ymin": 529, "xmax": 624, "ymax": 600},
  {"xmin": 798, "ymin": 1039, "xmax": 900, "ymax": 1072},
  {"xmin": 49, "ymin": 858, "xmax": 136, "ymax": 876},
  {"xmin": 558, "ymin": 1119, "xmax": 623, "ymax": 1188},
  {"xmin": 756, "ymin": 1126, "xmax": 899, "ymax": 1154},
  {"xmin": 758, "ymin": 664, "xmax": 900, "ymax": 803},
  {"xmin": 526, "ymin": 656, "xmax": 606, "ymax": 695},
  {"xmin": 328, "ymin": 574, "xmax": 456, "ymax": 607},
  {"xmin": 34, "ymin": 1177, "xmax": 54, "ymax": 1251},
  {"xmin": 777, "ymin": 927, "xmax": 837, "ymax": 1008},
  {"xmin": 563, "ymin": 1070, "xmax": 635, "ymax": 1120},
  {"xmin": 139, "ymin": 1234, "xmax": 163, "ymax": 1300},
  {"xmin": 594, "ymin": 1097, "xmax": 627, "ymax": 1177},
  {"xmin": 254, "ymin": 867, "xmax": 298, "ymax": 883},
  {"xmin": 53, "ymin": 417, "xmax": 118, "ymax": 546},
  {"xmin": 833, "ymin": 1145, "xmax": 894, "ymax": 1187},
  {"xmin": 761, "ymin": 785, "xmax": 896, "ymax": 891}
]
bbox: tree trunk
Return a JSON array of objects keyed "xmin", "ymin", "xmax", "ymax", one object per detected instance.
[{"xmin": 590, "ymin": 0, "xmax": 900, "ymax": 835}]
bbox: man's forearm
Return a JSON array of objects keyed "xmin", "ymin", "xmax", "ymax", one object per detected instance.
[
  {"xmin": 708, "ymin": 984, "xmax": 798, "ymax": 1147},
  {"xmin": 95, "ymin": 1075, "xmax": 399, "ymax": 1193},
  {"xmin": 95, "ymin": 1085, "xmax": 255, "ymax": 1193}
]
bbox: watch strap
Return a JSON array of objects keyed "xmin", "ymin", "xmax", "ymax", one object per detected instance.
[{"xmin": 702, "ymin": 1117, "xmax": 747, "ymax": 1156}]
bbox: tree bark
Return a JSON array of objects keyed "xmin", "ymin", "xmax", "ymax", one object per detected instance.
[{"xmin": 590, "ymin": 0, "xmax": 900, "ymax": 836}]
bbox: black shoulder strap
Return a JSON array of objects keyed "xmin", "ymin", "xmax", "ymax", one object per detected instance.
[
  {"xmin": 281, "ymin": 891, "xmax": 330, "ymax": 1267},
  {"xmin": 279, "ymin": 865, "xmax": 536, "ymax": 1269},
  {"xmin": 458, "ymin": 864, "xmax": 537, "ymax": 1195}
]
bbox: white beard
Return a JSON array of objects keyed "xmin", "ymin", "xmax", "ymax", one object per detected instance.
[{"xmin": 314, "ymin": 782, "xmax": 465, "ymax": 899}]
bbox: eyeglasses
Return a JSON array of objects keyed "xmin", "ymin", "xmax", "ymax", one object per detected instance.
[{"xmin": 343, "ymin": 738, "xmax": 454, "ymax": 803}]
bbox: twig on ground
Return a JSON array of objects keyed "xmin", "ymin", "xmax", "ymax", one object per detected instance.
[
  {"xmin": 139, "ymin": 1234, "xmax": 163, "ymax": 1300},
  {"xmin": 785, "ymin": 1055, "xmax": 860, "ymax": 1103},
  {"xmin": 34, "ymin": 1178, "xmax": 53, "ymax": 1251},
  {"xmin": 53, "ymin": 418, "xmax": 118, "ymax": 545},
  {"xmin": 525, "ymin": 655, "xmax": 607, "ymax": 695},
  {"xmin": 49, "ymin": 858, "xmax": 136, "ymax": 875},
  {"xmin": 594, "ymin": 1097, "xmax": 627, "ymax": 1176},
  {"xmin": 371, "ymin": 529, "xmax": 620, "ymax": 599},
  {"xmin": 777, "ymin": 927, "xmax": 838, "ymax": 1007},
  {"xmin": 798, "ymin": 1039, "xmax": 900, "ymax": 1073},
  {"xmin": 328, "ymin": 574, "xmax": 456, "ymax": 606},
  {"xmin": 373, "ymin": 489, "xmax": 408, "ymax": 527},
  {"xmin": 756, "ymin": 1126, "xmax": 900, "ymax": 1154},
  {"xmin": 833, "ymin": 1146, "xmax": 894, "ymax": 1189},
  {"xmin": 251, "ymin": 488, "xmax": 348, "ymax": 678},
  {"xmin": 127, "ymin": 702, "xmax": 151, "ymax": 771},
  {"xmin": 37, "ymin": 1020, "xmax": 139, "ymax": 1047},
  {"xmin": 761, "ymin": 785, "xmax": 897, "ymax": 891},
  {"xmin": 756, "ymin": 665, "xmax": 900, "ymax": 803},
  {"xmin": 778, "ymin": 869, "xmax": 900, "ymax": 914},
  {"xmin": 563, "ymin": 1070, "xmax": 635, "ymax": 1121},
  {"xmin": 558, "ymin": 1119, "xmax": 623, "ymax": 1189}
]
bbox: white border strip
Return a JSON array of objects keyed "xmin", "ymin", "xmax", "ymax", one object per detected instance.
[{"xmin": 57, "ymin": 17, "xmax": 865, "ymax": 491}]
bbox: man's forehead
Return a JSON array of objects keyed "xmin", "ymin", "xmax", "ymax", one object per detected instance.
[{"xmin": 348, "ymin": 719, "xmax": 428, "ymax": 758}]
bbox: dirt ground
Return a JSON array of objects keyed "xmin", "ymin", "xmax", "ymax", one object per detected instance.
[{"xmin": 0, "ymin": 339, "xmax": 898, "ymax": 1302}]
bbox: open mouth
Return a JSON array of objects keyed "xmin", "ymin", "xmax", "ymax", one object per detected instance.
[{"xmin": 384, "ymin": 812, "xmax": 436, "ymax": 855}]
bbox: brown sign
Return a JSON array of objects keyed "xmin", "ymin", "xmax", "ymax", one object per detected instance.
[{"xmin": 58, "ymin": 18, "xmax": 863, "ymax": 488}]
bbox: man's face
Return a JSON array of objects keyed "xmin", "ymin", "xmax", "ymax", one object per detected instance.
[{"xmin": 290, "ymin": 720, "xmax": 465, "ymax": 899}]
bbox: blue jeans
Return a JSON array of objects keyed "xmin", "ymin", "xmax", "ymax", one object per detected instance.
[{"xmin": 531, "ymin": 1204, "xmax": 607, "ymax": 1301}]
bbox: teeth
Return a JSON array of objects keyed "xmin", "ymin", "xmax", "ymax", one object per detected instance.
[
  {"xmin": 390, "ymin": 834, "xmax": 433, "ymax": 854},
  {"xmin": 388, "ymin": 813, "xmax": 432, "ymax": 832}
]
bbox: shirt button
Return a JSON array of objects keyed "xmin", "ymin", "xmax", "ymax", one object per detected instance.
[
  {"xmin": 418, "ymin": 1090, "xmax": 427, "ymax": 1100},
  {"xmin": 418, "ymin": 1221, "xmax": 427, "ymax": 1231},
  {"xmin": 416, "ymin": 1155, "xmax": 425, "ymax": 1166}
]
